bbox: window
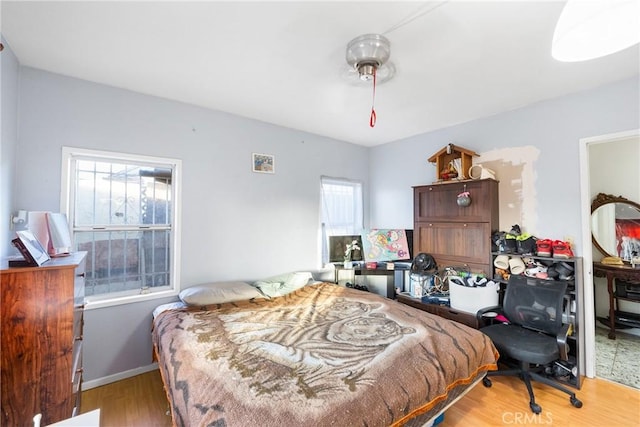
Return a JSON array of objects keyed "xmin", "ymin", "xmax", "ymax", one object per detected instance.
[
  {"xmin": 61, "ymin": 147, "xmax": 181, "ymax": 305},
  {"xmin": 320, "ymin": 176, "xmax": 363, "ymax": 263}
]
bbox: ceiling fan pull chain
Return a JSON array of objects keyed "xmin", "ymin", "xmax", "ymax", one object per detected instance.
[{"xmin": 369, "ymin": 67, "xmax": 377, "ymax": 128}]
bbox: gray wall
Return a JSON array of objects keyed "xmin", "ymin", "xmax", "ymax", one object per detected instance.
[
  {"xmin": 14, "ymin": 66, "xmax": 370, "ymax": 382},
  {"xmin": 369, "ymin": 76, "xmax": 640, "ymax": 254},
  {"xmin": 0, "ymin": 37, "xmax": 20, "ymax": 256}
]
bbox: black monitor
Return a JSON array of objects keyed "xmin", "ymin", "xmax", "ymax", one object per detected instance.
[{"xmin": 405, "ymin": 229, "xmax": 414, "ymax": 260}]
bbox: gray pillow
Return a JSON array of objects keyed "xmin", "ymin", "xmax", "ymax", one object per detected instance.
[{"xmin": 179, "ymin": 281, "xmax": 265, "ymax": 306}]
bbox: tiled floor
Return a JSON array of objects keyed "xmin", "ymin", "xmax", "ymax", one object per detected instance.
[{"xmin": 595, "ymin": 325, "xmax": 640, "ymax": 389}]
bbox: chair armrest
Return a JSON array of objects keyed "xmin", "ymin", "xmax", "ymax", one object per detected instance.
[
  {"xmin": 476, "ymin": 305, "xmax": 503, "ymax": 323},
  {"xmin": 556, "ymin": 323, "xmax": 573, "ymax": 360}
]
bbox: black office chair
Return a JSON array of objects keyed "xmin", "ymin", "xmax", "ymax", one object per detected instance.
[{"xmin": 478, "ymin": 274, "xmax": 583, "ymax": 414}]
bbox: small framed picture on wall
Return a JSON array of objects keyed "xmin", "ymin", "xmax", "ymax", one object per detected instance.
[{"xmin": 252, "ymin": 153, "xmax": 275, "ymax": 174}]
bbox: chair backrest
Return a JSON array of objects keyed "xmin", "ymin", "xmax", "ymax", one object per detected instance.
[{"xmin": 503, "ymin": 275, "xmax": 567, "ymax": 335}]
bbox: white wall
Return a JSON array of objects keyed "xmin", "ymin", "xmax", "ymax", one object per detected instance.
[
  {"xmin": 590, "ymin": 137, "xmax": 640, "ymax": 205},
  {"xmin": 14, "ymin": 67, "xmax": 370, "ymax": 382},
  {"xmin": 0, "ymin": 37, "xmax": 20, "ymax": 257},
  {"xmin": 369, "ymin": 77, "xmax": 640, "ymax": 253}
]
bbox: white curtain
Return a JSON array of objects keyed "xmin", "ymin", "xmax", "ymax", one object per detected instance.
[{"xmin": 320, "ymin": 177, "xmax": 363, "ymax": 263}]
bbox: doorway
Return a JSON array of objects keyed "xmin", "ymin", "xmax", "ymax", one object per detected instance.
[{"xmin": 579, "ymin": 129, "xmax": 640, "ymax": 388}]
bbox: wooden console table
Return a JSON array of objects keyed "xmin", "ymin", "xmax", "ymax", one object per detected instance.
[{"xmin": 593, "ymin": 262, "xmax": 640, "ymax": 339}]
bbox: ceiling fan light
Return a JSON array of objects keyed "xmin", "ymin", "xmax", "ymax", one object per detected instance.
[
  {"xmin": 346, "ymin": 34, "xmax": 391, "ymax": 70},
  {"xmin": 552, "ymin": 0, "xmax": 640, "ymax": 62}
]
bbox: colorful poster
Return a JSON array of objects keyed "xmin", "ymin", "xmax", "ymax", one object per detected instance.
[{"xmin": 361, "ymin": 229, "xmax": 411, "ymax": 262}]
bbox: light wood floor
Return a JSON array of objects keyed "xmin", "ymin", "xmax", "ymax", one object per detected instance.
[{"xmin": 82, "ymin": 370, "xmax": 640, "ymax": 426}]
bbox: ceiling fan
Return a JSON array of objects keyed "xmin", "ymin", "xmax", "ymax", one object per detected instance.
[
  {"xmin": 344, "ymin": 33, "xmax": 395, "ymax": 85},
  {"xmin": 344, "ymin": 33, "xmax": 395, "ymax": 128}
]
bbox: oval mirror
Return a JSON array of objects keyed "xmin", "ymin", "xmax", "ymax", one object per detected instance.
[{"xmin": 591, "ymin": 193, "xmax": 640, "ymax": 261}]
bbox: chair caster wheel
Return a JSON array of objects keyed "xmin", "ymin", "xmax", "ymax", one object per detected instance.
[
  {"xmin": 570, "ymin": 396, "xmax": 583, "ymax": 408},
  {"xmin": 530, "ymin": 403, "xmax": 541, "ymax": 414},
  {"xmin": 482, "ymin": 377, "xmax": 492, "ymax": 387}
]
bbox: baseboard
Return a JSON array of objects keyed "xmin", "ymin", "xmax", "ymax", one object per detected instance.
[{"xmin": 83, "ymin": 363, "xmax": 158, "ymax": 390}]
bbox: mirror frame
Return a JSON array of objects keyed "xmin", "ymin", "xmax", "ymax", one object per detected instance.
[{"xmin": 591, "ymin": 192, "xmax": 640, "ymax": 258}]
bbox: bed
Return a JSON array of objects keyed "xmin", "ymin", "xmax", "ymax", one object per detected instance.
[{"xmin": 152, "ymin": 281, "xmax": 498, "ymax": 426}]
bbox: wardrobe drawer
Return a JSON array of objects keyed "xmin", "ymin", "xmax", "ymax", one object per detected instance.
[
  {"xmin": 414, "ymin": 179, "xmax": 499, "ymax": 223},
  {"xmin": 415, "ymin": 222, "xmax": 492, "ymax": 267}
]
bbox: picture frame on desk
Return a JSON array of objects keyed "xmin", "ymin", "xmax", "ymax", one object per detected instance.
[{"xmin": 12, "ymin": 230, "xmax": 50, "ymax": 266}]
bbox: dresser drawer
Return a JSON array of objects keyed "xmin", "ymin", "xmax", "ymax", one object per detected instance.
[
  {"xmin": 72, "ymin": 339, "xmax": 83, "ymax": 380},
  {"xmin": 72, "ymin": 370, "xmax": 82, "ymax": 417},
  {"xmin": 73, "ymin": 307, "xmax": 84, "ymax": 342},
  {"xmin": 435, "ymin": 306, "xmax": 479, "ymax": 328},
  {"xmin": 74, "ymin": 259, "xmax": 86, "ymax": 308},
  {"xmin": 396, "ymin": 294, "xmax": 479, "ymax": 328},
  {"xmin": 396, "ymin": 294, "xmax": 439, "ymax": 315}
]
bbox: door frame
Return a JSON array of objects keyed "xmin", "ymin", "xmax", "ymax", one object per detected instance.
[{"xmin": 578, "ymin": 128, "xmax": 640, "ymax": 378}]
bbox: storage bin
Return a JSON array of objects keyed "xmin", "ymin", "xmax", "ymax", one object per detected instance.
[{"xmin": 449, "ymin": 279, "xmax": 499, "ymax": 314}]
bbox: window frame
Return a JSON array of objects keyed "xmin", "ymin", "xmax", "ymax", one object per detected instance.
[
  {"xmin": 61, "ymin": 147, "xmax": 182, "ymax": 309},
  {"xmin": 320, "ymin": 176, "xmax": 364, "ymax": 264}
]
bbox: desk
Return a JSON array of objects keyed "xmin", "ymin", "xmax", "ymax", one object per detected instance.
[
  {"xmin": 334, "ymin": 265, "xmax": 408, "ymax": 299},
  {"xmin": 593, "ymin": 262, "xmax": 640, "ymax": 339}
]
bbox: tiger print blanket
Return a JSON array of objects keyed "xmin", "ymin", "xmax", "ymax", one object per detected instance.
[{"xmin": 152, "ymin": 282, "xmax": 498, "ymax": 427}]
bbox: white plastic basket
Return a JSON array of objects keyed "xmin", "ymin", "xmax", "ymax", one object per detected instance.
[{"xmin": 449, "ymin": 279, "xmax": 499, "ymax": 314}]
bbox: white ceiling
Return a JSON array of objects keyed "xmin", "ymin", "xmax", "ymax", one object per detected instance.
[{"xmin": 2, "ymin": 1, "xmax": 639, "ymax": 147}]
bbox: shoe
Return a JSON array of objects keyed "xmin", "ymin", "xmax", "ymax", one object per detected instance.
[
  {"xmin": 546, "ymin": 265, "xmax": 559, "ymax": 279},
  {"xmin": 516, "ymin": 233, "xmax": 537, "ymax": 255},
  {"xmin": 552, "ymin": 240, "xmax": 574, "ymax": 259},
  {"xmin": 504, "ymin": 234, "xmax": 518, "ymax": 253},
  {"xmin": 554, "ymin": 261, "xmax": 574, "ymax": 280},
  {"xmin": 525, "ymin": 263, "xmax": 547, "ymax": 278},
  {"xmin": 492, "ymin": 231, "xmax": 505, "ymax": 252},
  {"xmin": 536, "ymin": 239, "xmax": 553, "ymax": 257},
  {"xmin": 494, "ymin": 268, "xmax": 510, "ymax": 281}
]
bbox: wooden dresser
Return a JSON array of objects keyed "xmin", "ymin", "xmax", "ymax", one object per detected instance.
[
  {"xmin": 1, "ymin": 252, "xmax": 86, "ymax": 426},
  {"xmin": 413, "ymin": 179, "xmax": 499, "ymax": 277}
]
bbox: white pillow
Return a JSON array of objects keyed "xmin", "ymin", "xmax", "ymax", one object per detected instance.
[
  {"xmin": 253, "ymin": 271, "xmax": 314, "ymax": 298},
  {"xmin": 179, "ymin": 281, "xmax": 265, "ymax": 306}
]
